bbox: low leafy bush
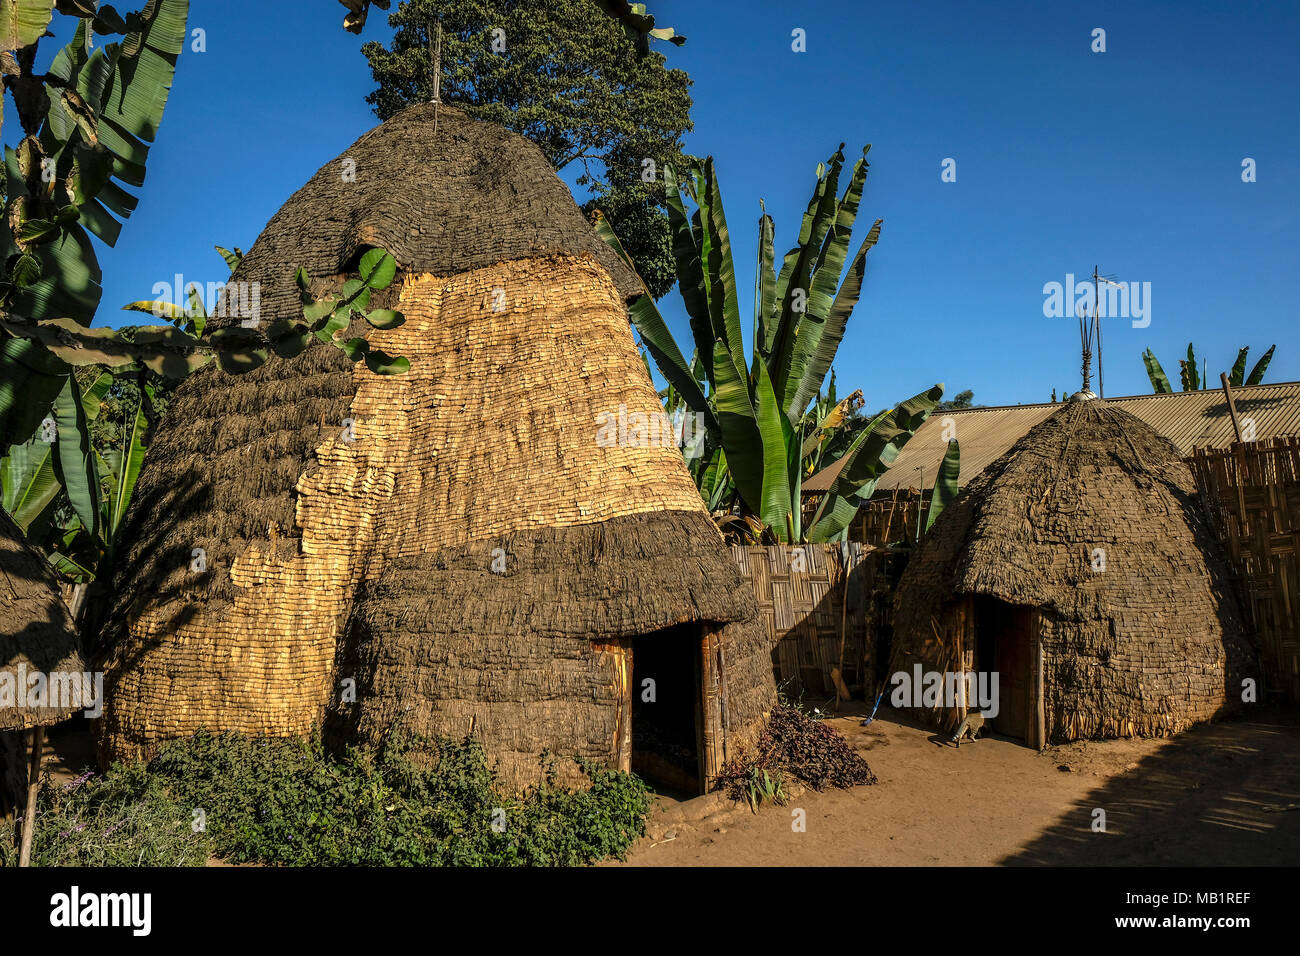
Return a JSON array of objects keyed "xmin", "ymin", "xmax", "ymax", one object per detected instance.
[{"xmin": 4, "ymin": 729, "xmax": 650, "ymax": 867}]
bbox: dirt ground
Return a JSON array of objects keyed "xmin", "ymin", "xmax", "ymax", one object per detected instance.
[
  {"xmin": 614, "ymin": 704, "xmax": 1300, "ymax": 867},
  {"xmin": 30, "ymin": 704, "xmax": 1300, "ymax": 867}
]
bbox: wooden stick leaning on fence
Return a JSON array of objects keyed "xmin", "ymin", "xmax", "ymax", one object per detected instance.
[{"xmin": 833, "ymin": 544, "xmax": 853, "ymax": 710}]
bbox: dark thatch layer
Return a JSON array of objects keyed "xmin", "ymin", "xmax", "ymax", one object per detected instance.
[
  {"xmin": 325, "ymin": 512, "xmax": 774, "ymax": 786},
  {"xmin": 213, "ymin": 101, "xmax": 640, "ymax": 334},
  {"xmin": 1, "ymin": 511, "xmax": 86, "ymax": 731},
  {"xmin": 892, "ymin": 399, "xmax": 1256, "ymax": 741}
]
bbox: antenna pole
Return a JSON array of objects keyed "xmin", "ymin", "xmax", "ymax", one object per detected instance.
[
  {"xmin": 1093, "ymin": 264, "xmax": 1104, "ymax": 398},
  {"xmin": 430, "ymin": 16, "xmax": 443, "ymax": 136},
  {"xmin": 430, "ymin": 17, "xmax": 443, "ymax": 104}
]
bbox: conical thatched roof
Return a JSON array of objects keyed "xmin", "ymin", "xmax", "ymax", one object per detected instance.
[
  {"xmin": 224, "ymin": 102, "xmax": 641, "ymax": 330},
  {"xmin": 892, "ymin": 398, "xmax": 1255, "ymax": 741},
  {"xmin": 1, "ymin": 512, "xmax": 85, "ymax": 731},
  {"xmin": 95, "ymin": 105, "xmax": 775, "ymax": 784}
]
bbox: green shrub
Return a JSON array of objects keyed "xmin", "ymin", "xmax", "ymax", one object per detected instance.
[
  {"xmin": 147, "ymin": 729, "xmax": 651, "ymax": 866},
  {"xmin": 4, "ymin": 729, "xmax": 650, "ymax": 867}
]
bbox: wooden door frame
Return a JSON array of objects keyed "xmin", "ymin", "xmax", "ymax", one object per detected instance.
[
  {"xmin": 969, "ymin": 597, "xmax": 1043, "ymax": 748},
  {"xmin": 602, "ymin": 625, "xmax": 721, "ymax": 795}
]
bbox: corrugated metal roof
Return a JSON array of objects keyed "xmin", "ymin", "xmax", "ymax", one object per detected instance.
[{"xmin": 802, "ymin": 381, "xmax": 1300, "ymax": 493}]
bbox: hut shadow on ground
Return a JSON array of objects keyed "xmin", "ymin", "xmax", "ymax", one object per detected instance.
[{"xmin": 1001, "ymin": 712, "xmax": 1300, "ymax": 866}]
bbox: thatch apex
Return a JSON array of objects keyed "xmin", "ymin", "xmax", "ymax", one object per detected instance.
[
  {"xmin": 220, "ymin": 102, "xmax": 642, "ymax": 331},
  {"xmin": 946, "ymin": 399, "xmax": 1225, "ymax": 610}
]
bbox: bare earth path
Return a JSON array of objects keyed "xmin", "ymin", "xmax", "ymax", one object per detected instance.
[{"xmin": 616, "ymin": 706, "xmax": 1300, "ymax": 867}]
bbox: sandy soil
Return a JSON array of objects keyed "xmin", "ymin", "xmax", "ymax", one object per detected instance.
[
  {"xmin": 34, "ymin": 705, "xmax": 1300, "ymax": 867},
  {"xmin": 615, "ymin": 704, "xmax": 1300, "ymax": 867}
]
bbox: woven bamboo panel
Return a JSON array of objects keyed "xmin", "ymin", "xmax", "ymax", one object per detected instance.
[
  {"xmin": 1190, "ymin": 437, "xmax": 1300, "ymax": 701},
  {"xmin": 731, "ymin": 543, "xmax": 878, "ymax": 700}
]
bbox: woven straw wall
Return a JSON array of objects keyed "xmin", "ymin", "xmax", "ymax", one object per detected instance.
[{"xmin": 1189, "ymin": 438, "xmax": 1300, "ymax": 702}]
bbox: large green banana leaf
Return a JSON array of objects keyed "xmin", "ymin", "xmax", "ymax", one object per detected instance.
[
  {"xmin": 1141, "ymin": 348, "xmax": 1172, "ymax": 394},
  {"xmin": 924, "ymin": 439, "xmax": 961, "ymax": 532},
  {"xmin": 664, "ymin": 163, "xmax": 713, "ymax": 381},
  {"xmin": 1, "ymin": 438, "xmax": 59, "ymax": 530},
  {"xmin": 0, "ymin": 334, "xmax": 70, "ymax": 448},
  {"xmin": 696, "ymin": 159, "xmax": 746, "ymax": 380},
  {"xmin": 785, "ymin": 217, "xmax": 882, "ymax": 422},
  {"xmin": 768, "ymin": 148, "xmax": 845, "ymax": 400},
  {"xmin": 808, "ymin": 383, "xmax": 944, "ymax": 542},
  {"xmin": 712, "ymin": 337, "xmax": 763, "ymax": 515},
  {"xmin": 50, "ymin": 373, "xmax": 99, "ymax": 540},
  {"xmin": 14, "ymin": 0, "xmax": 189, "ymax": 325},
  {"xmin": 1246, "ymin": 345, "xmax": 1275, "ymax": 385},
  {"xmin": 1228, "ymin": 347, "xmax": 1250, "ymax": 388},
  {"xmin": 753, "ymin": 357, "xmax": 792, "ymax": 540},
  {"xmin": 801, "ymin": 147, "xmax": 869, "ymax": 330}
]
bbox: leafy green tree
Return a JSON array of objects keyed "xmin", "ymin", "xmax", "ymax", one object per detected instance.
[
  {"xmin": 360, "ymin": 0, "xmax": 693, "ymax": 298},
  {"xmin": 936, "ymin": 388, "xmax": 974, "ymax": 410}
]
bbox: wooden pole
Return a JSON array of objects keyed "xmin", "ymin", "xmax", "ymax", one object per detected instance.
[
  {"xmin": 1221, "ymin": 372, "xmax": 1244, "ymax": 443},
  {"xmin": 879, "ymin": 487, "xmax": 900, "ymax": 546},
  {"xmin": 429, "ymin": 17, "xmax": 443, "ymax": 136},
  {"xmin": 429, "ymin": 18, "xmax": 443, "ymax": 103},
  {"xmin": 18, "ymin": 725, "xmax": 44, "ymax": 867},
  {"xmin": 833, "ymin": 544, "xmax": 853, "ymax": 711},
  {"xmin": 1036, "ymin": 641, "xmax": 1046, "ymax": 751}
]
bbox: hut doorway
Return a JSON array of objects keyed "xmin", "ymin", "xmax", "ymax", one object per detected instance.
[
  {"xmin": 627, "ymin": 625, "xmax": 706, "ymax": 795},
  {"xmin": 973, "ymin": 597, "xmax": 1037, "ymax": 743},
  {"xmin": 598, "ymin": 621, "xmax": 712, "ymax": 790}
]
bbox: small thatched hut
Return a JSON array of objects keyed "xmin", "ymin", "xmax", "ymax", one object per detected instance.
[
  {"xmin": 2, "ymin": 511, "xmax": 86, "ymax": 849},
  {"xmin": 94, "ymin": 104, "xmax": 776, "ymax": 792},
  {"xmin": 891, "ymin": 395, "xmax": 1255, "ymax": 746}
]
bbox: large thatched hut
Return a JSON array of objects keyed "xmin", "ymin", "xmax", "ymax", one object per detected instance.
[
  {"xmin": 94, "ymin": 104, "xmax": 776, "ymax": 792},
  {"xmin": 890, "ymin": 395, "xmax": 1255, "ymax": 746}
]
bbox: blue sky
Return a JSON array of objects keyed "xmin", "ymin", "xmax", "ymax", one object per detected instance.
[{"xmin": 17, "ymin": 0, "xmax": 1299, "ymax": 409}]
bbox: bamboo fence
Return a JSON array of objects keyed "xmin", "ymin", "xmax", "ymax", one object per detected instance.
[
  {"xmin": 730, "ymin": 543, "xmax": 884, "ymax": 701},
  {"xmin": 1189, "ymin": 437, "xmax": 1300, "ymax": 702}
]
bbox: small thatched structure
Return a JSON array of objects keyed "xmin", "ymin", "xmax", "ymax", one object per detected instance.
[
  {"xmin": 95, "ymin": 104, "xmax": 776, "ymax": 791},
  {"xmin": 1, "ymin": 512, "xmax": 85, "ymax": 842},
  {"xmin": 891, "ymin": 397, "xmax": 1255, "ymax": 745}
]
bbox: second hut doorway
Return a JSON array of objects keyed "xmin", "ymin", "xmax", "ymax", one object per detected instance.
[{"xmin": 973, "ymin": 596, "xmax": 1039, "ymax": 744}]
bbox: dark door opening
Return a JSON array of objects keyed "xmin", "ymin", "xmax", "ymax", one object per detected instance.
[
  {"xmin": 973, "ymin": 597, "xmax": 1035, "ymax": 742},
  {"xmin": 630, "ymin": 625, "xmax": 703, "ymax": 795}
]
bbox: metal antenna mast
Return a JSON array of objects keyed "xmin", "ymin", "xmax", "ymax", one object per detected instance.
[
  {"xmin": 429, "ymin": 16, "xmax": 443, "ymax": 135},
  {"xmin": 1091, "ymin": 264, "xmax": 1121, "ymax": 399}
]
